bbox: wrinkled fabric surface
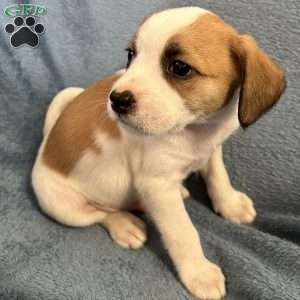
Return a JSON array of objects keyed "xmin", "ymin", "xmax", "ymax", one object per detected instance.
[{"xmin": 0, "ymin": 0, "xmax": 299, "ymax": 299}]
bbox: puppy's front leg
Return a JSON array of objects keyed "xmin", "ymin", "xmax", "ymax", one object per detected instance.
[
  {"xmin": 200, "ymin": 146, "xmax": 256, "ymax": 224},
  {"xmin": 137, "ymin": 177, "xmax": 225, "ymax": 300}
]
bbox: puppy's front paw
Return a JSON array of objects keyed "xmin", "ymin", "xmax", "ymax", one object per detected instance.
[
  {"xmin": 103, "ymin": 212, "xmax": 147, "ymax": 249},
  {"xmin": 213, "ymin": 191, "xmax": 256, "ymax": 224},
  {"xmin": 181, "ymin": 259, "xmax": 225, "ymax": 300}
]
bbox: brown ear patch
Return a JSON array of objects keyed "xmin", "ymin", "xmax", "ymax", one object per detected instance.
[
  {"xmin": 162, "ymin": 13, "xmax": 286, "ymax": 126},
  {"xmin": 232, "ymin": 35, "xmax": 286, "ymax": 127},
  {"xmin": 42, "ymin": 74, "xmax": 121, "ymax": 175}
]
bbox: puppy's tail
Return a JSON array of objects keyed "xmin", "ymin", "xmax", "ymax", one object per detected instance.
[{"xmin": 43, "ymin": 87, "xmax": 84, "ymax": 136}]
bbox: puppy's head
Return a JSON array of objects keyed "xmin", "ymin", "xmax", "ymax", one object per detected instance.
[{"xmin": 108, "ymin": 7, "xmax": 286, "ymax": 135}]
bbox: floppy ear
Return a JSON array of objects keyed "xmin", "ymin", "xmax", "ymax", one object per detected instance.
[{"xmin": 232, "ymin": 35, "xmax": 286, "ymax": 127}]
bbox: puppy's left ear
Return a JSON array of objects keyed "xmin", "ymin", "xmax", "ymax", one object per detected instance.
[{"xmin": 232, "ymin": 35, "xmax": 286, "ymax": 127}]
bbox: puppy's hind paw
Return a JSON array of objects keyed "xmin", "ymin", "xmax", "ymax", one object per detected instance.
[{"xmin": 103, "ymin": 212, "xmax": 147, "ymax": 249}]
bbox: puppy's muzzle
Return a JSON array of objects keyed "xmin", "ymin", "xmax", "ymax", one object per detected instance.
[{"xmin": 110, "ymin": 90, "xmax": 136, "ymax": 115}]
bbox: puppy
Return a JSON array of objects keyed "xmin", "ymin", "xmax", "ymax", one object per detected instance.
[{"xmin": 32, "ymin": 7, "xmax": 286, "ymax": 300}]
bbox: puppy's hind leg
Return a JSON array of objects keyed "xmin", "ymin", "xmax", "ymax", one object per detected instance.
[
  {"xmin": 32, "ymin": 166, "xmax": 107, "ymax": 227},
  {"xmin": 32, "ymin": 166, "xmax": 146, "ymax": 249},
  {"xmin": 43, "ymin": 87, "xmax": 84, "ymax": 136}
]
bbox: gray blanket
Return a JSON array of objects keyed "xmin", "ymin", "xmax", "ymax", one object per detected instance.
[{"xmin": 0, "ymin": 0, "xmax": 299, "ymax": 299}]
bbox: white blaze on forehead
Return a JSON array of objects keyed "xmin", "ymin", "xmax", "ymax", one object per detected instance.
[{"xmin": 136, "ymin": 7, "xmax": 209, "ymax": 54}]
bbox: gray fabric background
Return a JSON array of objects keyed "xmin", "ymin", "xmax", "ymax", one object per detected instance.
[{"xmin": 0, "ymin": 0, "xmax": 299, "ymax": 299}]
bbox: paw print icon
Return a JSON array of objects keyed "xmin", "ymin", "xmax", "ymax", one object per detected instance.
[{"xmin": 5, "ymin": 16, "xmax": 45, "ymax": 48}]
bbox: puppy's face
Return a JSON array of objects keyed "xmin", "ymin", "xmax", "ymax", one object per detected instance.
[{"xmin": 108, "ymin": 7, "xmax": 285, "ymax": 135}]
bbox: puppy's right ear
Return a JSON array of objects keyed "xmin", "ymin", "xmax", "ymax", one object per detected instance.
[{"xmin": 232, "ymin": 35, "xmax": 286, "ymax": 128}]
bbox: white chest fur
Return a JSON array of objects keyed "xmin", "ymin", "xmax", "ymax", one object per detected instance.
[{"xmin": 69, "ymin": 96, "xmax": 239, "ymax": 209}]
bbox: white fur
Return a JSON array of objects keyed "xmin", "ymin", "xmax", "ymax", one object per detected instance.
[{"xmin": 32, "ymin": 7, "xmax": 257, "ymax": 300}]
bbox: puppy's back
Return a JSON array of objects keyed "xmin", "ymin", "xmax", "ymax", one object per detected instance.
[{"xmin": 42, "ymin": 73, "xmax": 121, "ymax": 176}]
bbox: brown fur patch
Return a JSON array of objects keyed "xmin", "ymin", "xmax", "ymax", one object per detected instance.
[
  {"xmin": 43, "ymin": 73, "xmax": 121, "ymax": 175},
  {"xmin": 162, "ymin": 13, "xmax": 285, "ymax": 124},
  {"xmin": 162, "ymin": 14, "xmax": 241, "ymax": 116}
]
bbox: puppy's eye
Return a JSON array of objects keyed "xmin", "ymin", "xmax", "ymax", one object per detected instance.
[
  {"xmin": 168, "ymin": 60, "xmax": 192, "ymax": 78},
  {"xmin": 125, "ymin": 48, "xmax": 135, "ymax": 68}
]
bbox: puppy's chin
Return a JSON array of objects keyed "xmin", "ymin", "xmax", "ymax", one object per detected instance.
[
  {"xmin": 118, "ymin": 118, "xmax": 153, "ymax": 136},
  {"xmin": 115, "ymin": 114, "xmax": 181, "ymax": 136},
  {"xmin": 107, "ymin": 102, "xmax": 198, "ymax": 136},
  {"xmin": 117, "ymin": 116, "xmax": 167, "ymax": 136}
]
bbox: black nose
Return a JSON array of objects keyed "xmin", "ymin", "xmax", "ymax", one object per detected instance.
[{"xmin": 110, "ymin": 90, "xmax": 136, "ymax": 115}]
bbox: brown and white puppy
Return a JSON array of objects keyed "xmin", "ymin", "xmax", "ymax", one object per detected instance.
[{"xmin": 32, "ymin": 7, "xmax": 286, "ymax": 300}]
